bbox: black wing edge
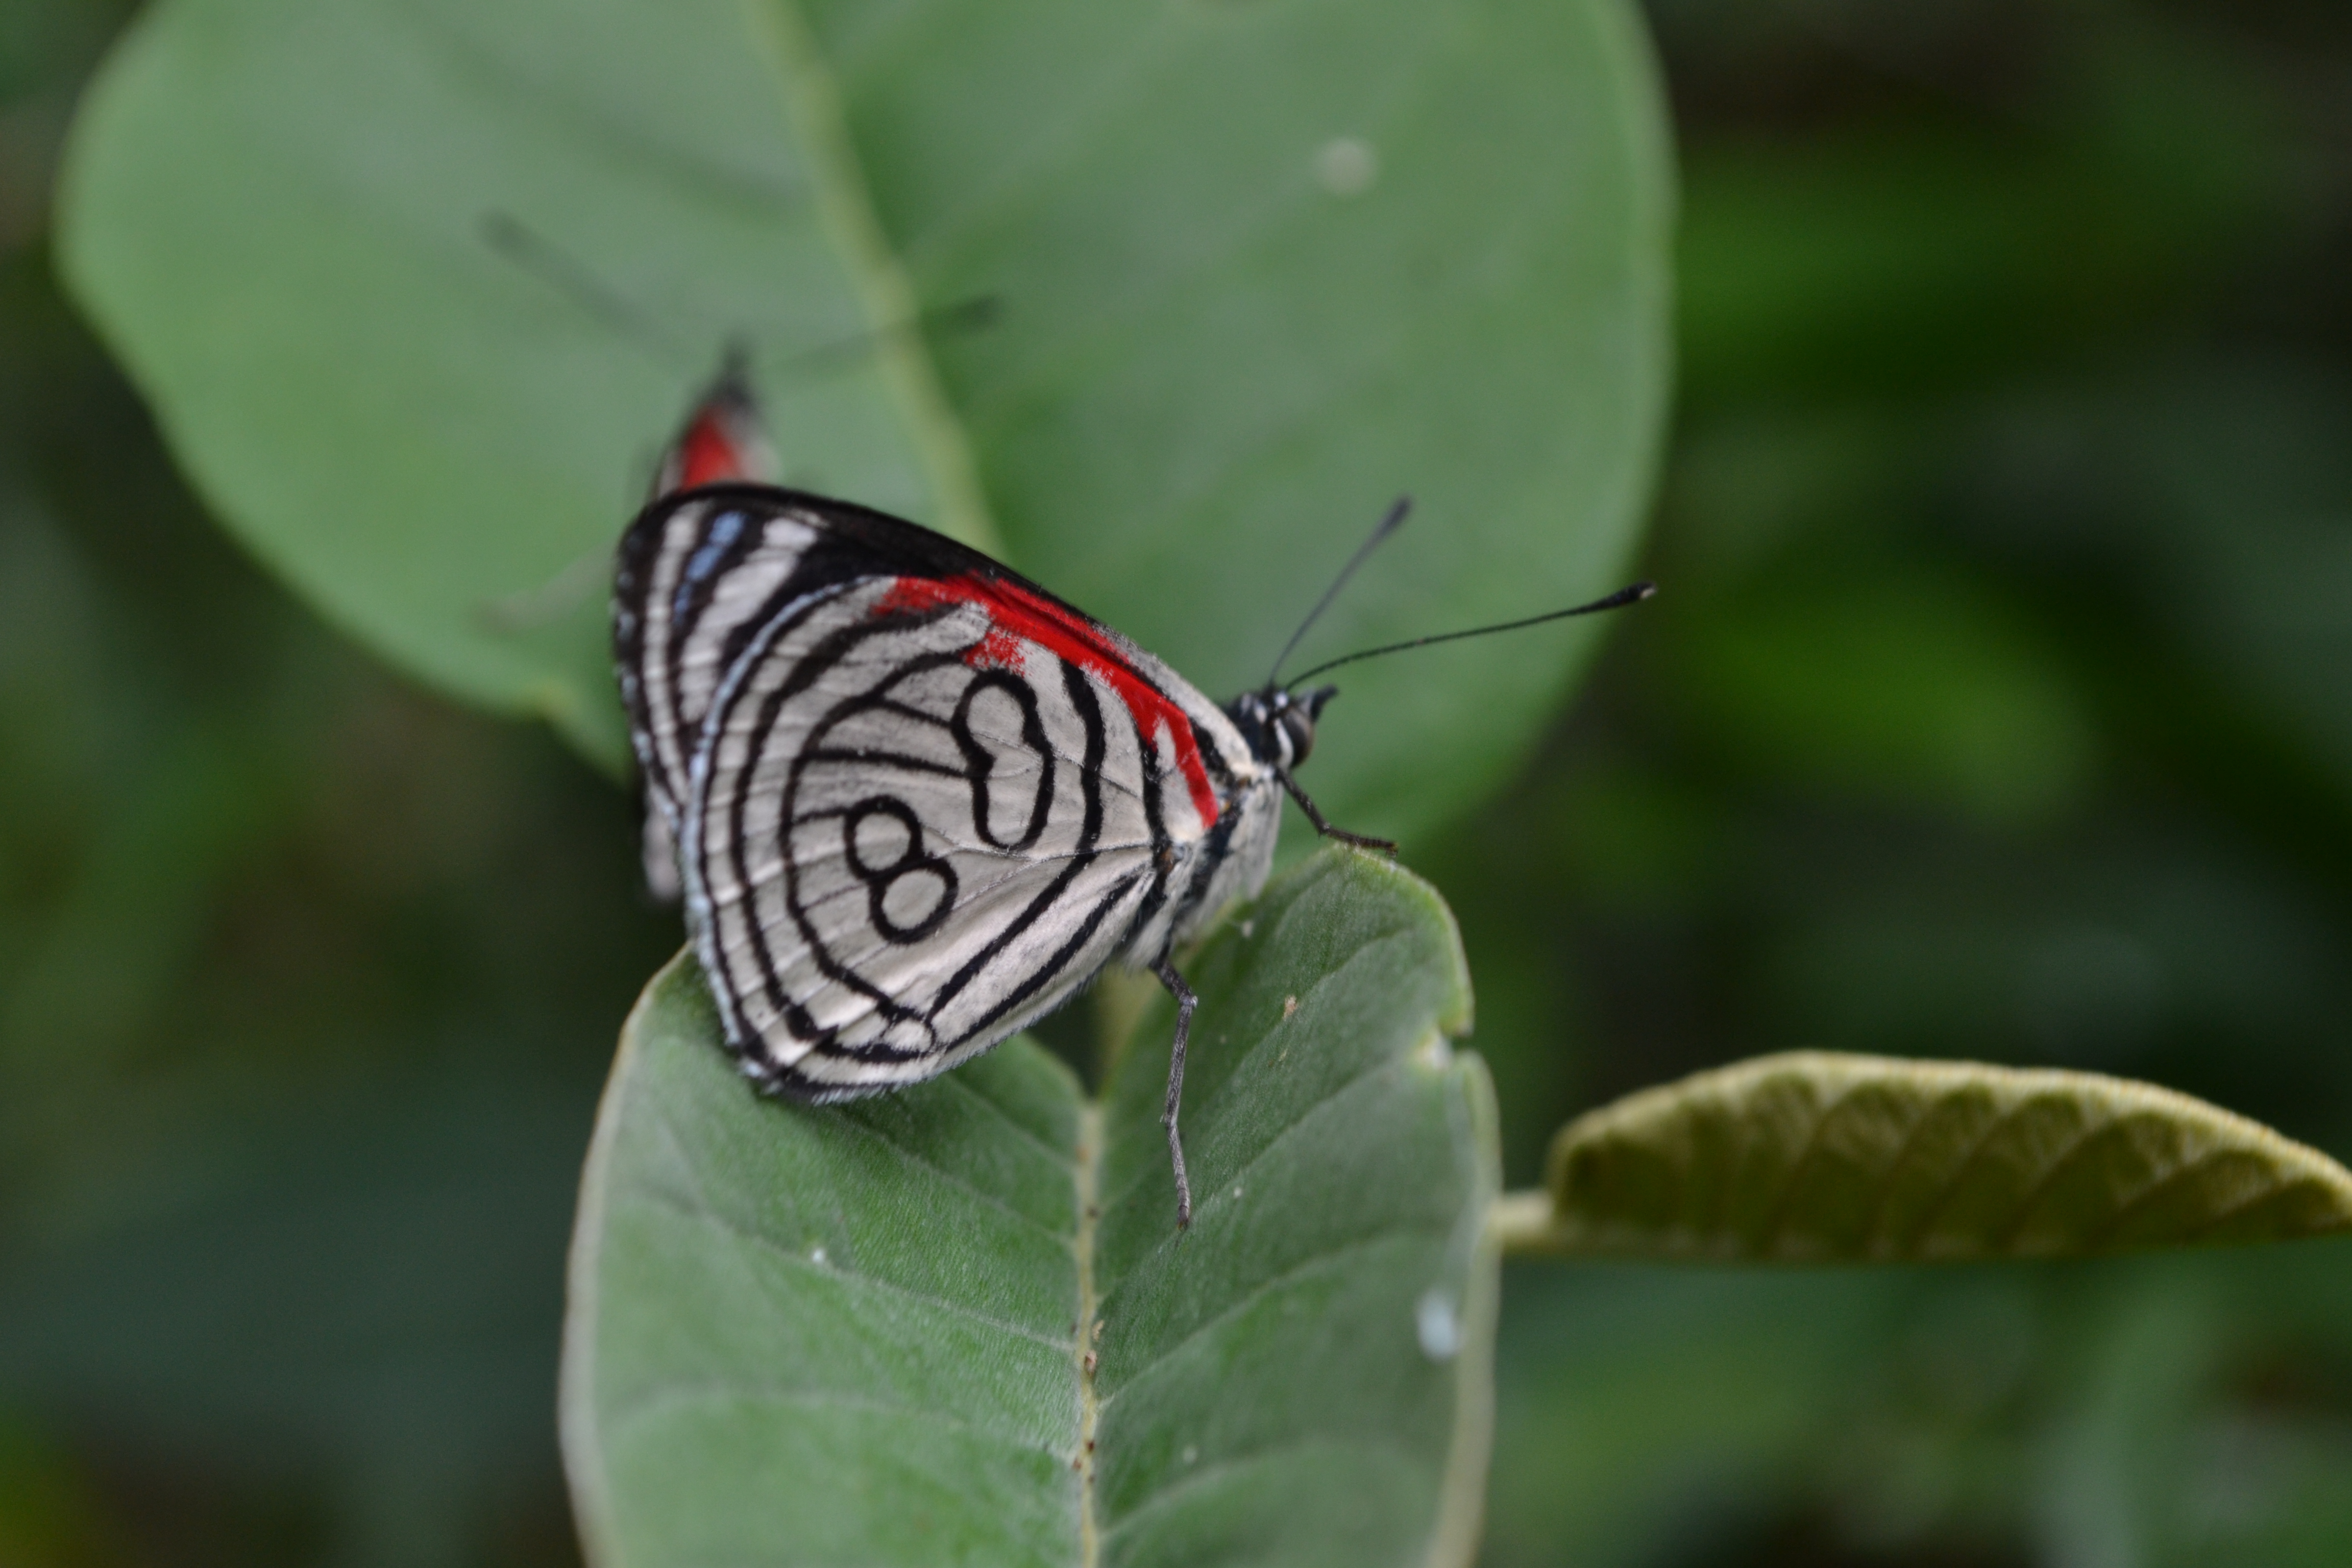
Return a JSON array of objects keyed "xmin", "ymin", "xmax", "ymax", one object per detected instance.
[
  {"xmin": 609, "ymin": 479, "xmax": 1152, "ymax": 900},
  {"xmin": 612, "ymin": 480, "xmax": 1128, "ymax": 688}
]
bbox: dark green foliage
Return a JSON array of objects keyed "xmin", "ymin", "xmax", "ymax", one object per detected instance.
[{"xmin": 8, "ymin": 0, "xmax": 2352, "ymax": 1563}]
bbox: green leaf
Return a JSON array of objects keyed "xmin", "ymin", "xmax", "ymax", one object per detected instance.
[
  {"xmin": 56, "ymin": 0, "xmax": 1671, "ymax": 838},
  {"xmin": 562, "ymin": 850, "xmax": 1498, "ymax": 1567},
  {"xmin": 1493, "ymin": 1051, "xmax": 2352, "ymax": 1263}
]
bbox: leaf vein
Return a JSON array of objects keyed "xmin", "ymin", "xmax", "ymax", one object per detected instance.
[
  {"xmin": 1750, "ymin": 1077, "xmax": 1860, "ymax": 1256},
  {"xmin": 1857, "ymin": 1087, "xmax": 1942, "ymax": 1258},
  {"xmin": 2080, "ymin": 1143, "xmax": 2233, "ymax": 1251},
  {"xmin": 828, "ymin": 1101, "xmax": 1072, "ymax": 1243},
  {"xmin": 1100, "ymin": 1224, "xmax": 1446, "ymax": 1412},
  {"xmin": 1101, "ymin": 1433, "xmax": 1427, "ymax": 1541},
  {"xmin": 1093, "ymin": 928, "xmax": 1437, "ymax": 1238},
  {"xmin": 1097, "ymin": 1047, "xmax": 1413, "ymax": 1289},
  {"xmin": 642, "ymin": 1189, "xmax": 1071, "ymax": 1352},
  {"xmin": 1893, "ymin": 1091, "xmax": 2031, "ymax": 1256},
  {"xmin": 937, "ymin": 1068, "xmax": 1079, "ymax": 1171},
  {"xmin": 603, "ymin": 1378, "xmax": 1060, "ymax": 1459},
  {"xmin": 1991, "ymin": 1109, "xmax": 2125, "ymax": 1250}
]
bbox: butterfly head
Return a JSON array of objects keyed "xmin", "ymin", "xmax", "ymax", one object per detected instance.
[
  {"xmin": 650, "ymin": 343, "xmax": 779, "ymax": 500},
  {"xmin": 1228, "ymin": 684, "xmax": 1339, "ymax": 770}
]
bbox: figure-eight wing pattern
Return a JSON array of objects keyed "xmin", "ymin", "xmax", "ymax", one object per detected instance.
[{"xmin": 615, "ymin": 483, "xmax": 1268, "ymax": 1100}]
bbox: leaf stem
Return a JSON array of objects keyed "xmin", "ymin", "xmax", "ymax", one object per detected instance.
[{"xmin": 1488, "ymin": 1189, "xmax": 1558, "ymax": 1255}]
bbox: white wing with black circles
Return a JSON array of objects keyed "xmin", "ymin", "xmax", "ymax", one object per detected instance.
[
  {"xmin": 613, "ymin": 498, "xmax": 821, "ymax": 829},
  {"xmin": 614, "ymin": 486, "xmax": 1276, "ymax": 1100}
]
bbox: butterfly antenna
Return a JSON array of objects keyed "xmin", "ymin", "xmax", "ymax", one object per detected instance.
[
  {"xmin": 769, "ymin": 294, "xmax": 1004, "ymax": 378},
  {"xmin": 1267, "ymin": 495, "xmax": 1414, "ymax": 688},
  {"xmin": 480, "ymin": 210, "xmax": 694, "ymax": 371},
  {"xmin": 1284, "ymin": 580, "xmax": 1657, "ymax": 685},
  {"xmin": 485, "ymin": 210, "xmax": 1002, "ymax": 388}
]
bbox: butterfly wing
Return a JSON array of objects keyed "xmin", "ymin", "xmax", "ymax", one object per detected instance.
[
  {"xmin": 620, "ymin": 360, "xmax": 783, "ymax": 902},
  {"xmin": 616, "ymin": 485, "xmax": 1266, "ymax": 1098}
]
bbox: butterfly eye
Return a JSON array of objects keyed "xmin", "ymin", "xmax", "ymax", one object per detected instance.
[{"xmin": 1277, "ymin": 705, "xmax": 1317, "ymax": 766}]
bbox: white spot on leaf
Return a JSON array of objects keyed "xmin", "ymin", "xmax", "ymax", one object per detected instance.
[
  {"xmin": 1416, "ymin": 1288, "xmax": 1461, "ymax": 1360},
  {"xmin": 1315, "ymin": 137, "xmax": 1379, "ymax": 196}
]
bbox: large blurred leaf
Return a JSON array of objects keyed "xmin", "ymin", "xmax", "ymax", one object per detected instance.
[
  {"xmin": 563, "ymin": 850, "xmax": 1498, "ymax": 1567},
  {"xmin": 1497, "ymin": 1052, "xmax": 2352, "ymax": 1262},
  {"xmin": 57, "ymin": 0, "xmax": 1671, "ymax": 841}
]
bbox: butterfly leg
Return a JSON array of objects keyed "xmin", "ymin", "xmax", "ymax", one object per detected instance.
[
  {"xmin": 1277, "ymin": 766, "xmax": 1398, "ymax": 854},
  {"xmin": 1152, "ymin": 959, "xmax": 1198, "ymax": 1228}
]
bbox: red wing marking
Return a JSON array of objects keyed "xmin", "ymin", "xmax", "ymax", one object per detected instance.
[
  {"xmin": 876, "ymin": 574, "xmax": 1221, "ymax": 827},
  {"xmin": 672, "ymin": 408, "xmax": 759, "ymax": 491}
]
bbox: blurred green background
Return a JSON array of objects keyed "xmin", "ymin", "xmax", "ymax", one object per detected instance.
[{"xmin": 5, "ymin": 1, "xmax": 2352, "ymax": 1564}]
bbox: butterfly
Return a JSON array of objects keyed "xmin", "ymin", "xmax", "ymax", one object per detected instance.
[{"xmin": 614, "ymin": 361, "xmax": 1648, "ymax": 1227}]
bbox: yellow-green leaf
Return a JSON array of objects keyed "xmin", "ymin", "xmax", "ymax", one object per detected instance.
[{"xmin": 1494, "ymin": 1051, "xmax": 2352, "ymax": 1263}]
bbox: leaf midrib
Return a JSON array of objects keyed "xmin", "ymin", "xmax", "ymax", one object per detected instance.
[
  {"xmin": 741, "ymin": 0, "xmax": 1002, "ymax": 556},
  {"xmin": 1088, "ymin": 916, "xmax": 1430, "ymax": 1233},
  {"xmin": 1072, "ymin": 1100, "xmax": 1105, "ymax": 1568}
]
